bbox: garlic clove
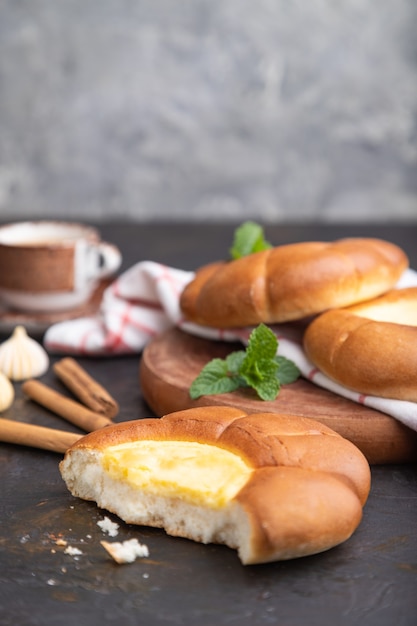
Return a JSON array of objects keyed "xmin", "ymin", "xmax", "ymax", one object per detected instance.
[
  {"xmin": 0, "ymin": 326, "xmax": 50, "ymax": 381},
  {"xmin": 0, "ymin": 370, "xmax": 14, "ymax": 411}
]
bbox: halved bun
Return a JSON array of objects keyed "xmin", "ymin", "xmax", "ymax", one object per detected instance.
[
  {"xmin": 60, "ymin": 406, "xmax": 370, "ymax": 564},
  {"xmin": 179, "ymin": 238, "xmax": 408, "ymax": 327},
  {"xmin": 303, "ymin": 287, "xmax": 417, "ymax": 402}
]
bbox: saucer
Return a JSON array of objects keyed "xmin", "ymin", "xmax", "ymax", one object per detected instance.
[{"xmin": 0, "ymin": 279, "xmax": 111, "ymax": 337}]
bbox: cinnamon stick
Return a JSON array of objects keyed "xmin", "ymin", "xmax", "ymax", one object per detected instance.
[
  {"xmin": 22, "ymin": 379, "xmax": 113, "ymax": 432},
  {"xmin": 53, "ymin": 357, "xmax": 119, "ymax": 418},
  {"xmin": 0, "ymin": 419, "xmax": 82, "ymax": 454}
]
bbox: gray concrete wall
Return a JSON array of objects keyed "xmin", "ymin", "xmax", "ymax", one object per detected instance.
[{"xmin": 0, "ymin": 0, "xmax": 416, "ymax": 223}]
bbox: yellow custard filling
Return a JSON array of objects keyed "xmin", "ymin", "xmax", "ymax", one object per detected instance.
[{"xmin": 101, "ymin": 440, "xmax": 253, "ymax": 508}]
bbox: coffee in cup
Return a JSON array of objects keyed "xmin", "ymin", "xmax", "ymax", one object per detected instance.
[{"xmin": 0, "ymin": 221, "xmax": 122, "ymax": 312}]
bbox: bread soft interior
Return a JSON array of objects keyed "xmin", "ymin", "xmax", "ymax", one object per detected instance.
[
  {"xmin": 352, "ymin": 298, "xmax": 417, "ymax": 326},
  {"xmin": 62, "ymin": 446, "xmax": 253, "ymax": 562}
]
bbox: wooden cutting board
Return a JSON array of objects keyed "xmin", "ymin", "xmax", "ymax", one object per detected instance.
[{"xmin": 139, "ymin": 328, "xmax": 417, "ymax": 465}]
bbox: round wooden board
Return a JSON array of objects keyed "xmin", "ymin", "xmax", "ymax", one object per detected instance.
[{"xmin": 139, "ymin": 328, "xmax": 417, "ymax": 465}]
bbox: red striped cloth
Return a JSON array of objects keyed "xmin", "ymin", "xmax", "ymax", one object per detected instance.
[{"xmin": 43, "ymin": 262, "xmax": 417, "ymax": 432}]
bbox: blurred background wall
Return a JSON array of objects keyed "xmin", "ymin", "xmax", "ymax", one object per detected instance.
[{"xmin": 0, "ymin": 0, "xmax": 416, "ymax": 223}]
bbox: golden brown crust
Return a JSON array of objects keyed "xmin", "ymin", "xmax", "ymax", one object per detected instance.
[
  {"xmin": 236, "ymin": 466, "xmax": 363, "ymax": 562},
  {"xmin": 179, "ymin": 238, "xmax": 408, "ymax": 327},
  {"xmin": 61, "ymin": 406, "xmax": 371, "ymax": 563},
  {"xmin": 303, "ymin": 287, "xmax": 417, "ymax": 402},
  {"xmin": 73, "ymin": 406, "xmax": 248, "ymax": 450},
  {"xmin": 216, "ymin": 412, "xmax": 370, "ymax": 505}
]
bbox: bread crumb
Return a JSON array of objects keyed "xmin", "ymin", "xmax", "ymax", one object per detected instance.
[
  {"xmin": 97, "ymin": 516, "xmax": 119, "ymax": 537},
  {"xmin": 101, "ymin": 539, "xmax": 149, "ymax": 564},
  {"xmin": 55, "ymin": 538, "xmax": 67, "ymax": 546},
  {"xmin": 64, "ymin": 546, "xmax": 83, "ymax": 556}
]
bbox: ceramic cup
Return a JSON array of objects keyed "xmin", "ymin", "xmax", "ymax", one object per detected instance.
[{"xmin": 0, "ymin": 221, "xmax": 122, "ymax": 312}]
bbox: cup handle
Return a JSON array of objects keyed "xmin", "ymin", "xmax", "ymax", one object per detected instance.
[{"xmin": 95, "ymin": 242, "xmax": 122, "ymax": 279}]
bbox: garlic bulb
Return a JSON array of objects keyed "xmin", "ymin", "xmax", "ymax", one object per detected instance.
[
  {"xmin": 0, "ymin": 370, "xmax": 14, "ymax": 411},
  {"xmin": 0, "ymin": 326, "xmax": 49, "ymax": 381}
]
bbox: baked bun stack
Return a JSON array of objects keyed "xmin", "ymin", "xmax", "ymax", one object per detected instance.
[
  {"xmin": 303, "ymin": 287, "xmax": 417, "ymax": 402},
  {"xmin": 60, "ymin": 406, "xmax": 371, "ymax": 565},
  {"xmin": 180, "ymin": 235, "xmax": 414, "ymax": 402},
  {"xmin": 180, "ymin": 238, "xmax": 408, "ymax": 328}
]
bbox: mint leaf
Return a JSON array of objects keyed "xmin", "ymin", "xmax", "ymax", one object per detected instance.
[
  {"xmin": 239, "ymin": 324, "xmax": 280, "ymax": 401},
  {"xmin": 274, "ymin": 355, "xmax": 300, "ymax": 385},
  {"xmin": 240, "ymin": 356, "xmax": 280, "ymax": 401},
  {"xmin": 230, "ymin": 221, "xmax": 272, "ymax": 260},
  {"xmin": 225, "ymin": 350, "xmax": 247, "ymax": 374},
  {"xmin": 244, "ymin": 322, "xmax": 278, "ymax": 363},
  {"xmin": 189, "ymin": 323, "xmax": 300, "ymax": 401},
  {"xmin": 189, "ymin": 358, "xmax": 241, "ymax": 399}
]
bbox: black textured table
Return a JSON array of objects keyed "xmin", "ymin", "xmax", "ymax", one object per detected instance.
[{"xmin": 1, "ymin": 221, "xmax": 416, "ymax": 626}]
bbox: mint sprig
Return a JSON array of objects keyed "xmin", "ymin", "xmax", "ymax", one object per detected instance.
[
  {"xmin": 229, "ymin": 221, "xmax": 272, "ymax": 260},
  {"xmin": 189, "ymin": 324, "xmax": 300, "ymax": 402}
]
